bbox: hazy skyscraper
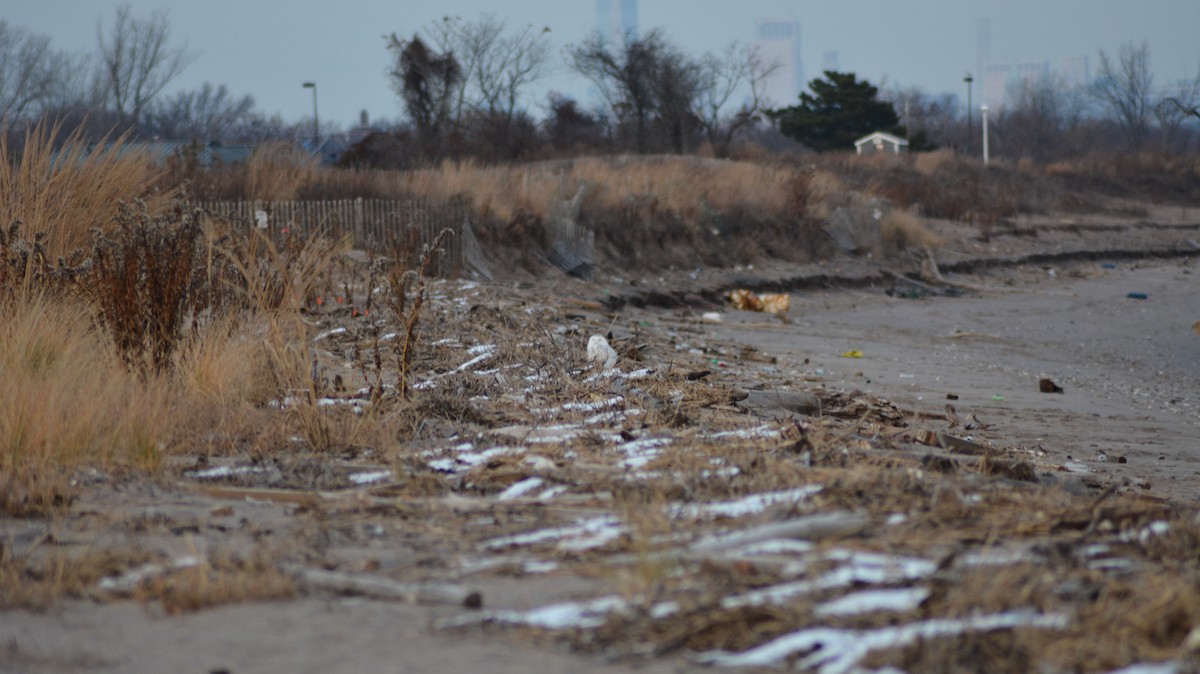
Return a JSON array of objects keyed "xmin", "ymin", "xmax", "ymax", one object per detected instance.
[
  {"xmin": 974, "ymin": 17, "xmax": 993, "ymax": 104},
  {"xmin": 596, "ymin": 0, "xmax": 637, "ymax": 44},
  {"xmin": 821, "ymin": 50, "xmax": 840, "ymax": 73},
  {"xmin": 754, "ymin": 19, "xmax": 803, "ymax": 106}
]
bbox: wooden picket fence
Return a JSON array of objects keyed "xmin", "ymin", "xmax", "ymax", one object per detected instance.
[{"xmin": 192, "ymin": 198, "xmax": 474, "ymax": 276}]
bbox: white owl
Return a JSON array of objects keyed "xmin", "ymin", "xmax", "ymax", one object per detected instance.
[{"xmin": 587, "ymin": 334, "xmax": 618, "ymax": 370}]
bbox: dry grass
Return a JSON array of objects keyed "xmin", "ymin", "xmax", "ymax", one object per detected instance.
[
  {"xmin": 131, "ymin": 551, "xmax": 297, "ymax": 615},
  {"xmin": 0, "ymin": 123, "xmax": 174, "ymax": 258},
  {"xmin": 880, "ymin": 209, "xmax": 944, "ymax": 254},
  {"xmin": 246, "ymin": 141, "xmax": 319, "ymax": 202},
  {"xmin": 0, "ymin": 298, "xmax": 175, "ymax": 514}
]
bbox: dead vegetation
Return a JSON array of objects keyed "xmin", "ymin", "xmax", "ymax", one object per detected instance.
[{"xmin": 4, "ymin": 123, "xmax": 1200, "ymax": 671}]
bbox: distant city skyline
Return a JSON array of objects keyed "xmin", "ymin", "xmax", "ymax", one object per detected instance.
[
  {"xmin": 754, "ymin": 19, "xmax": 804, "ymax": 107},
  {"xmin": 5, "ymin": 1, "xmax": 1199, "ymax": 127}
]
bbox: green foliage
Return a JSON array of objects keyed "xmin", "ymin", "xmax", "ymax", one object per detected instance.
[{"xmin": 769, "ymin": 71, "xmax": 904, "ymax": 152}]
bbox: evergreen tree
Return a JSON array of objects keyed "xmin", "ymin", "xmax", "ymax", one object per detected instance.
[{"xmin": 769, "ymin": 71, "xmax": 904, "ymax": 152}]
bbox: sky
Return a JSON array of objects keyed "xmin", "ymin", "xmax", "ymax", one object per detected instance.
[{"xmin": 5, "ymin": 0, "xmax": 1200, "ymax": 128}]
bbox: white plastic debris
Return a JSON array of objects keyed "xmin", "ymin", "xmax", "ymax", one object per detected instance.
[{"xmin": 587, "ymin": 334, "xmax": 619, "ymax": 370}]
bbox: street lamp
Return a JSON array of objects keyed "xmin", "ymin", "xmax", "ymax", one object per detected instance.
[
  {"xmin": 963, "ymin": 73, "xmax": 974, "ymax": 156},
  {"xmin": 302, "ymin": 81, "xmax": 319, "ymax": 148},
  {"xmin": 981, "ymin": 105, "xmax": 990, "ymax": 164}
]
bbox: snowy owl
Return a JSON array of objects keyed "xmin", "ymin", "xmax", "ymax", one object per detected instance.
[{"xmin": 587, "ymin": 334, "xmax": 618, "ymax": 370}]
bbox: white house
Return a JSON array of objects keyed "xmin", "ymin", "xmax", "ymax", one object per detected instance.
[{"xmin": 854, "ymin": 131, "xmax": 908, "ymax": 155}]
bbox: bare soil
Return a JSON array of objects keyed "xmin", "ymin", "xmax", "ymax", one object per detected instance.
[{"xmin": 3, "ymin": 207, "xmax": 1200, "ymax": 674}]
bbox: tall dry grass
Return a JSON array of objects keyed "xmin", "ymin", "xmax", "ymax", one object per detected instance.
[
  {"xmin": 0, "ymin": 298, "xmax": 175, "ymax": 514},
  {"xmin": 0, "ymin": 123, "xmax": 174, "ymax": 257},
  {"xmin": 245, "ymin": 141, "xmax": 319, "ymax": 202},
  {"xmin": 379, "ymin": 155, "xmax": 804, "ymax": 227}
]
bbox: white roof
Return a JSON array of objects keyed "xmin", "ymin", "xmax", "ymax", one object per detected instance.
[{"xmin": 854, "ymin": 131, "xmax": 908, "ymax": 147}]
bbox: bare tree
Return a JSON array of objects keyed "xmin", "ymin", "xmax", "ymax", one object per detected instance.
[
  {"xmin": 695, "ymin": 43, "xmax": 780, "ymax": 157},
  {"xmin": 385, "ymin": 34, "xmax": 461, "ymax": 144},
  {"xmin": 1154, "ymin": 66, "xmax": 1200, "ymax": 149},
  {"xmin": 651, "ymin": 47, "xmax": 702, "ymax": 154},
  {"xmin": 143, "ymin": 82, "xmax": 257, "ymax": 142},
  {"xmin": 96, "ymin": 5, "xmax": 195, "ymax": 129},
  {"xmin": 0, "ymin": 21, "xmax": 78, "ymax": 123},
  {"xmin": 1090, "ymin": 41, "xmax": 1154, "ymax": 149},
  {"xmin": 569, "ymin": 29, "xmax": 688, "ymax": 153},
  {"xmin": 990, "ymin": 74, "xmax": 1087, "ymax": 161},
  {"xmin": 423, "ymin": 15, "xmax": 551, "ymax": 126}
]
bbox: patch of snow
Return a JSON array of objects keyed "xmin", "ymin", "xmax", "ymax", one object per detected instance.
[
  {"xmin": 439, "ymin": 595, "xmax": 626, "ymax": 630},
  {"xmin": 313, "ymin": 327, "xmax": 347, "ymax": 341},
  {"xmin": 97, "ymin": 556, "xmax": 202, "ymax": 593},
  {"xmin": 814, "ymin": 587, "xmax": 930, "ymax": 617},
  {"xmin": 185, "ymin": 465, "xmax": 267, "ymax": 480},
  {"xmin": 723, "ymin": 551, "xmax": 936, "ymax": 609},
  {"xmin": 536, "ymin": 486, "xmax": 569, "ymax": 501},
  {"xmin": 697, "ymin": 610, "xmax": 1069, "ymax": 671},
  {"xmin": 497, "ymin": 477, "xmax": 546, "ymax": 500},
  {"xmin": 483, "ymin": 515, "xmax": 625, "ymax": 552},
  {"xmin": 669, "ymin": 486, "xmax": 823, "ymax": 520},
  {"xmin": 348, "ymin": 470, "xmax": 392, "ymax": 485}
]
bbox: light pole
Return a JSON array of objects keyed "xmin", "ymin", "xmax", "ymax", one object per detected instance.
[
  {"xmin": 981, "ymin": 105, "xmax": 990, "ymax": 165},
  {"xmin": 963, "ymin": 73, "xmax": 973, "ymax": 156},
  {"xmin": 302, "ymin": 81, "xmax": 319, "ymax": 148}
]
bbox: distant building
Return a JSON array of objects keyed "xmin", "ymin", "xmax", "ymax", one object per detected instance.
[
  {"xmin": 754, "ymin": 19, "xmax": 803, "ymax": 107},
  {"xmin": 1058, "ymin": 55, "xmax": 1091, "ymax": 88},
  {"xmin": 982, "ymin": 56, "xmax": 1088, "ymax": 108},
  {"xmin": 595, "ymin": 0, "xmax": 637, "ymax": 44},
  {"xmin": 821, "ymin": 50, "xmax": 840, "ymax": 73},
  {"xmin": 854, "ymin": 131, "xmax": 908, "ymax": 155}
]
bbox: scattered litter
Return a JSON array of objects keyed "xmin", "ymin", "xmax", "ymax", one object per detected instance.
[
  {"xmin": 696, "ymin": 610, "xmax": 1068, "ymax": 670},
  {"xmin": 839, "ymin": 350, "xmax": 864, "ymax": 358},
  {"xmin": 1102, "ymin": 263, "xmax": 1117, "ymax": 269},
  {"xmin": 1127, "ymin": 292, "xmax": 1149, "ymax": 300},
  {"xmin": 1039, "ymin": 378, "xmax": 1064, "ymax": 393},
  {"xmin": 702, "ymin": 312, "xmax": 724, "ymax": 322},
  {"xmin": 727, "ymin": 289, "xmax": 791, "ymax": 316},
  {"xmin": 991, "ymin": 394, "xmax": 1005, "ymax": 402}
]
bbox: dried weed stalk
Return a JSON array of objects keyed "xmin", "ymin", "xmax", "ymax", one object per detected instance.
[{"xmin": 89, "ymin": 201, "xmax": 207, "ymax": 373}]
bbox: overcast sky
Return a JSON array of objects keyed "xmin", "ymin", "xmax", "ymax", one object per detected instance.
[{"xmin": 6, "ymin": 0, "xmax": 1200, "ymax": 127}]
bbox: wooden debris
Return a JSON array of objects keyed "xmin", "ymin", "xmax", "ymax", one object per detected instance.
[
  {"xmin": 284, "ymin": 565, "xmax": 483, "ymax": 608},
  {"xmin": 689, "ymin": 512, "xmax": 869, "ymax": 553}
]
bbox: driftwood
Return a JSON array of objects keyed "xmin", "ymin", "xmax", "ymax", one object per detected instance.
[
  {"xmin": 689, "ymin": 511, "xmax": 869, "ymax": 553},
  {"xmin": 284, "ymin": 565, "xmax": 483, "ymax": 608}
]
